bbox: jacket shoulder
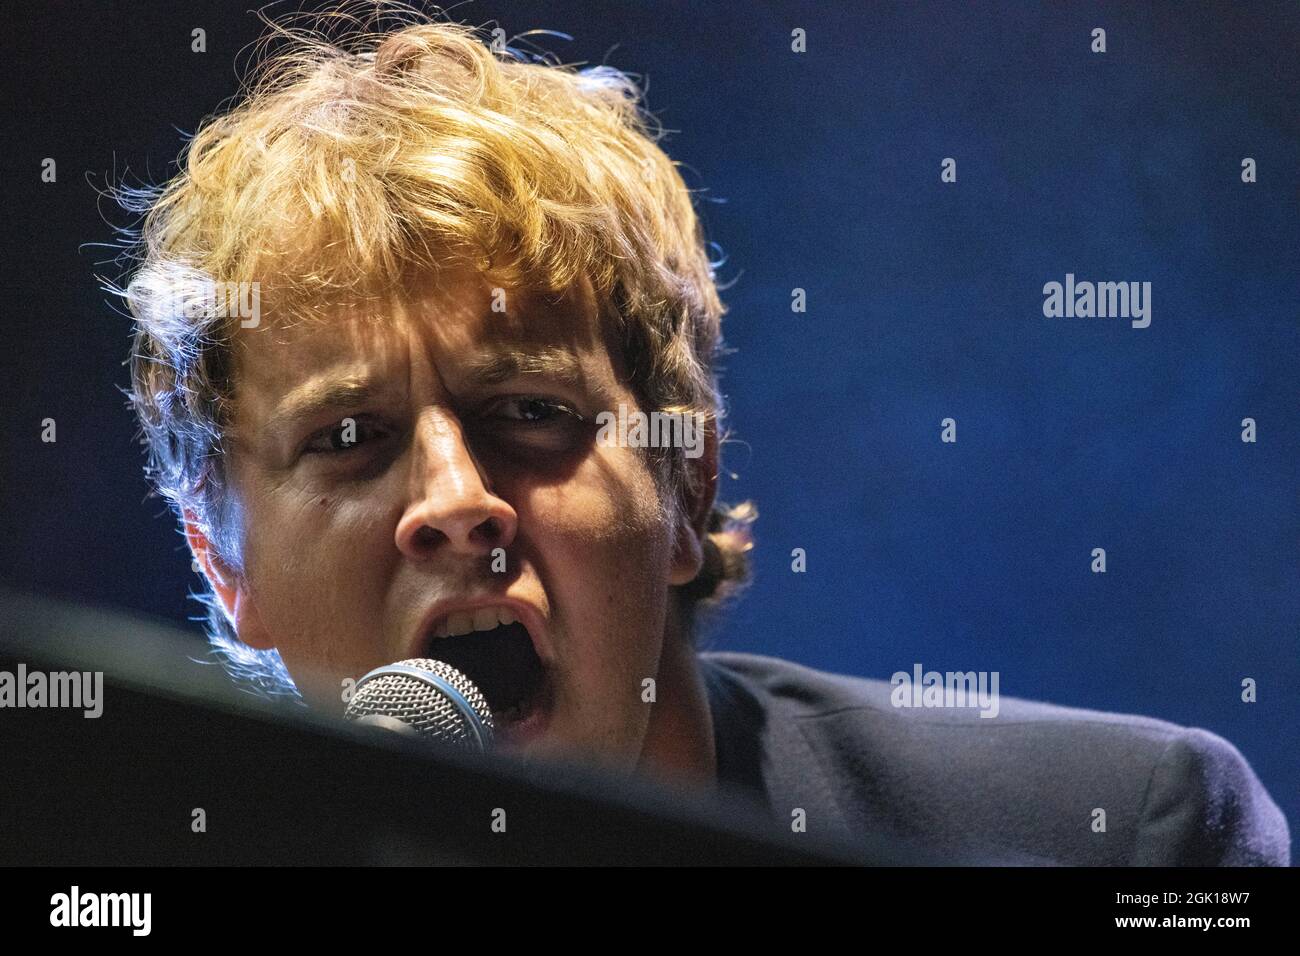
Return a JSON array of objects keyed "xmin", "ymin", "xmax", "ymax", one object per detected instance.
[
  {"xmin": 1133, "ymin": 727, "xmax": 1291, "ymax": 865},
  {"xmin": 700, "ymin": 652, "xmax": 1290, "ymax": 865}
]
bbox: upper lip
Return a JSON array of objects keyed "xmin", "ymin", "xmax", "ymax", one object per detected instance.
[{"xmin": 409, "ymin": 595, "xmax": 552, "ymax": 666}]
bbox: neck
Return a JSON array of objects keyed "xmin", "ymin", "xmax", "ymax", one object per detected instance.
[{"xmin": 636, "ymin": 612, "xmax": 716, "ymax": 791}]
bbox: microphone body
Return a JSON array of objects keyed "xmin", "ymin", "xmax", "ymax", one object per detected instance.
[{"xmin": 345, "ymin": 658, "xmax": 495, "ymax": 752}]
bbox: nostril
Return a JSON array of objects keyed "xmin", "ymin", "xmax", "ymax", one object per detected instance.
[
  {"xmin": 412, "ymin": 525, "xmax": 441, "ymax": 551},
  {"xmin": 474, "ymin": 516, "xmax": 503, "ymax": 545}
]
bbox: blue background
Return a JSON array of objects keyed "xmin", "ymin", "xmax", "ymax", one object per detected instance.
[{"xmin": 2, "ymin": 1, "xmax": 1295, "ymax": 858}]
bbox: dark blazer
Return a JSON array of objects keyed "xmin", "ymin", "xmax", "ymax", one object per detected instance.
[{"xmin": 699, "ymin": 651, "xmax": 1290, "ymax": 865}]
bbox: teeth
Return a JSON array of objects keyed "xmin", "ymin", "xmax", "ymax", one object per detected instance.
[{"xmin": 432, "ymin": 605, "xmax": 520, "ymax": 639}]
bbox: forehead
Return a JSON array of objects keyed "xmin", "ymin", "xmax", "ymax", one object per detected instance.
[{"xmin": 231, "ymin": 266, "xmax": 626, "ymax": 412}]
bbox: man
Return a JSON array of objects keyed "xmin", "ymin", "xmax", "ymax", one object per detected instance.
[{"xmin": 117, "ymin": 14, "xmax": 1288, "ymax": 865}]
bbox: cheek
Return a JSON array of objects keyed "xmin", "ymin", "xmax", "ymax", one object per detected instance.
[
  {"xmin": 521, "ymin": 458, "xmax": 675, "ymax": 655},
  {"xmin": 239, "ymin": 477, "xmax": 399, "ymax": 673},
  {"xmin": 539, "ymin": 482, "xmax": 674, "ymax": 758},
  {"xmin": 247, "ymin": 483, "xmax": 384, "ymax": 583},
  {"xmin": 521, "ymin": 451, "xmax": 672, "ymax": 581}
]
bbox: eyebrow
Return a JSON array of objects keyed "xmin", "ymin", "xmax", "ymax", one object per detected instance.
[
  {"xmin": 266, "ymin": 348, "xmax": 591, "ymax": 434},
  {"xmin": 458, "ymin": 347, "xmax": 589, "ymax": 389},
  {"xmin": 268, "ymin": 380, "xmax": 387, "ymax": 435}
]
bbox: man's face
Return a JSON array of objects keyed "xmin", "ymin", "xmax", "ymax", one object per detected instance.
[{"xmin": 202, "ymin": 266, "xmax": 703, "ymax": 770}]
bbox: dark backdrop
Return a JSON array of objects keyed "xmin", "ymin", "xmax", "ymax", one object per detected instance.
[{"xmin": 2, "ymin": 1, "xmax": 1296, "ymax": 860}]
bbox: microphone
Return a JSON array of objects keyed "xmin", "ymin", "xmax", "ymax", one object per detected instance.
[{"xmin": 345, "ymin": 658, "xmax": 495, "ymax": 752}]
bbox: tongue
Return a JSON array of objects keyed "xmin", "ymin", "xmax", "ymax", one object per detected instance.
[{"xmin": 431, "ymin": 621, "xmax": 543, "ymax": 715}]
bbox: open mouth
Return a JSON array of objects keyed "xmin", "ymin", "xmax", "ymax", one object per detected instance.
[{"xmin": 424, "ymin": 620, "xmax": 551, "ymax": 731}]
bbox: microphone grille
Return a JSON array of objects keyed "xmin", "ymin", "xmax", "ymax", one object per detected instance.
[{"xmin": 345, "ymin": 658, "xmax": 495, "ymax": 751}]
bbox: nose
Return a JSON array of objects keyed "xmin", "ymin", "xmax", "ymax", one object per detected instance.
[{"xmin": 395, "ymin": 408, "xmax": 518, "ymax": 562}]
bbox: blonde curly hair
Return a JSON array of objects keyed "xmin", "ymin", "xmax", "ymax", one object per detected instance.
[{"xmin": 111, "ymin": 2, "xmax": 755, "ymax": 696}]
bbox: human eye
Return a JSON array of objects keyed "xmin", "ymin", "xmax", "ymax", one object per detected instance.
[
  {"xmin": 491, "ymin": 396, "xmax": 585, "ymax": 426},
  {"xmin": 302, "ymin": 415, "xmax": 392, "ymax": 455},
  {"xmin": 468, "ymin": 395, "xmax": 590, "ymax": 458}
]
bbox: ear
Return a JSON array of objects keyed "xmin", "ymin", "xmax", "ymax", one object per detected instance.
[
  {"xmin": 668, "ymin": 423, "xmax": 718, "ymax": 587},
  {"xmin": 182, "ymin": 510, "xmax": 275, "ymax": 650}
]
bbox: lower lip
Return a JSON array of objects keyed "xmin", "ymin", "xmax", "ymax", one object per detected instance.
[{"xmin": 494, "ymin": 674, "xmax": 553, "ymax": 748}]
